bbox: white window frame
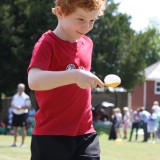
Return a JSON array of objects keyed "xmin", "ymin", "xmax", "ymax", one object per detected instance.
[{"xmin": 155, "ymin": 81, "xmax": 160, "ymax": 95}]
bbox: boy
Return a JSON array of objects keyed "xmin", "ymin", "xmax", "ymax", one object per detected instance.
[{"xmin": 28, "ymin": 0, "xmax": 106, "ymax": 159}]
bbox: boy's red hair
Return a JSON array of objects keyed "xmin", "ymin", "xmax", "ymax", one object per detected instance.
[{"xmin": 52, "ymin": 0, "xmax": 106, "ymax": 16}]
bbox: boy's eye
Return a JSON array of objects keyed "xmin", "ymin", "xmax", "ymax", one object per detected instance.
[
  {"xmin": 78, "ymin": 18, "xmax": 84, "ymax": 21},
  {"xmin": 90, "ymin": 20, "xmax": 95, "ymax": 23}
]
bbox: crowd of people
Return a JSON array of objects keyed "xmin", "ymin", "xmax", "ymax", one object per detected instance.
[
  {"xmin": 1, "ymin": 84, "xmax": 160, "ymax": 152},
  {"xmin": 109, "ymin": 101, "xmax": 160, "ymax": 144},
  {"xmin": 2, "ymin": 83, "xmax": 160, "ymax": 149}
]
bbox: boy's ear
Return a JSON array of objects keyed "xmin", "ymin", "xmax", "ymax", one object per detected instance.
[{"xmin": 54, "ymin": 6, "xmax": 64, "ymax": 17}]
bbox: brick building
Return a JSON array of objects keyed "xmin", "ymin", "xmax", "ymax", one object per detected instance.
[{"xmin": 131, "ymin": 61, "xmax": 160, "ymax": 111}]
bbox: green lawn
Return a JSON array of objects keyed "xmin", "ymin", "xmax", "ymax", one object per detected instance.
[
  {"xmin": 0, "ymin": 135, "xmax": 31, "ymax": 160},
  {"xmin": 0, "ymin": 130, "xmax": 160, "ymax": 160},
  {"xmin": 99, "ymin": 134, "xmax": 160, "ymax": 160}
]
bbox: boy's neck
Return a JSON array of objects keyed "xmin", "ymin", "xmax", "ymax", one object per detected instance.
[{"xmin": 53, "ymin": 28, "xmax": 78, "ymax": 43}]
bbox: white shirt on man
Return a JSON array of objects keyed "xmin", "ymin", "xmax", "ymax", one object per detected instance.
[{"xmin": 11, "ymin": 92, "xmax": 31, "ymax": 115}]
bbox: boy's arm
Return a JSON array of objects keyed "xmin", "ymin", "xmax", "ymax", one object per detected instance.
[{"xmin": 28, "ymin": 67, "xmax": 104, "ymax": 91}]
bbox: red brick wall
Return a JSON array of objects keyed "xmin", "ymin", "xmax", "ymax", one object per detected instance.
[
  {"xmin": 131, "ymin": 81, "xmax": 160, "ymax": 111},
  {"xmin": 131, "ymin": 84, "xmax": 144, "ymax": 110},
  {"xmin": 146, "ymin": 81, "xmax": 160, "ymax": 111}
]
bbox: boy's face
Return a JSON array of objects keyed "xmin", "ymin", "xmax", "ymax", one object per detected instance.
[{"xmin": 58, "ymin": 7, "xmax": 99, "ymax": 42}]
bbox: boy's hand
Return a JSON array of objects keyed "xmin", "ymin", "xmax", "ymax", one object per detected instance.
[{"xmin": 75, "ymin": 70, "xmax": 104, "ymax": 89}]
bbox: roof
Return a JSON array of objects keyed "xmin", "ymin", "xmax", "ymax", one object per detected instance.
[{"xmin": 145, "ymin": 61, "xmax": 160, "ymax": 80}]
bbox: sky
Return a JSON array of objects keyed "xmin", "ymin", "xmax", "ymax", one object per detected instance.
[{"xmin": 114, "ymin": 0, "xmax": 160, "ymax": 31}]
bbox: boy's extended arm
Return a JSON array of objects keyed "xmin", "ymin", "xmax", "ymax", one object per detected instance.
[{"xmin": 28, "ymin": 67, "xmax": 104, "ymax": 91}]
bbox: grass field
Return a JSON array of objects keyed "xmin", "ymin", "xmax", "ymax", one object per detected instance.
[{"xmin": 0, "ymin": 129, "xmax": 160, "ymax": 160}]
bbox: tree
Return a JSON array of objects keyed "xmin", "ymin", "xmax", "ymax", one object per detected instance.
[
  {"xmin": 0, "ymin": 0, "xmax": 57, "ymax": 97},
  {"xmin": 144, "ymin": 27, "xmax": 160, "ymax": 66}
]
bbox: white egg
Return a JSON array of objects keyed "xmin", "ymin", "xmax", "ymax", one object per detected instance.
[{"xmin": 104, "ymin": 74, "xmax": 121, "ymax": 87}]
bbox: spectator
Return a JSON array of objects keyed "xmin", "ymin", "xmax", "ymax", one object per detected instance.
[
  {"xmin": 8, "ymin": 106, "xmax": 13, "ymax": 126},
  {"xmin": 151, "ymin": 101, "xmax": 160, "ymax": 141},
  {"xmin": 152, "ymin": 101, "xmax": 160, "ymax": 115},
  {"xmin": 109, "ymin": 108, "xmax": 122, "ymax": 140},
  {"xmin": 129, "ymin": 108, "xmax": 140, "ymax": 142},
  {"xmin": 116, "ymin": 108, "xmax": 122, "ymax": 139},
  {"xmin": 10, "ymin": 83, "xmax": 31, "ymax": 147},
  {"xmin": 122, "ymin": 107, "xmax": 130, "ymax": 139},
  {"xmin": 109, "ymin": 108, "xmax": 117, "ymax": 140},
  {"xmin": 156, "ymin": 114, "xmax": 160, "ymax": 141},
  {"xmin": 6, "ymin": 106, "xmax": 13, "ymax": 135},
  {"xmin": 147, "ymin": 108, "xmax": 158, "ymax": 144},
  {"xmin": 139, "ymin": 107, "xmax": 150, "ymax": 142}
]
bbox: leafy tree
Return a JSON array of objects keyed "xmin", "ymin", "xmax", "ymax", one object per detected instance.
[
  {"xmin": 144, "ymin": 27, "xmax": 160, "ymax": 66},
  {"xmin": 0, "ymin": 0, "xmax": 57, "ymax": 97}
]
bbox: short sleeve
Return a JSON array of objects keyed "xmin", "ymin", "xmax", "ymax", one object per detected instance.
[{"xmin": 28, "ymin": 40, "xmax": 53, "ymax": 71}]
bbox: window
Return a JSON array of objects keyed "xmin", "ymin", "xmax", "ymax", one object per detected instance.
[{"xmin": 155, "ymin": 81, "xmax": 160, "ymax": 95}]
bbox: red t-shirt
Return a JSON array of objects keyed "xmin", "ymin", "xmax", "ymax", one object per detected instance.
[{"xmin": 28, "ymin": 30, "xmax": 95, "ymax": 136}]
